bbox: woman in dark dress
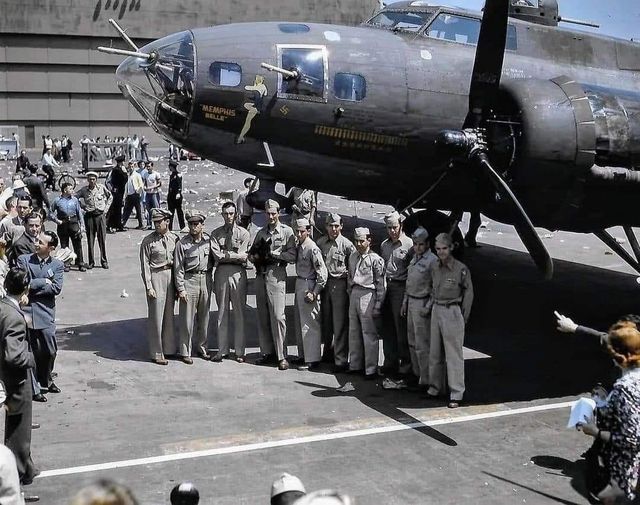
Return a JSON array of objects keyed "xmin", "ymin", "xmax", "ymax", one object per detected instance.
[{"xmin": 579, "ymin": 320, "xmax": 640, "ymax": 504}]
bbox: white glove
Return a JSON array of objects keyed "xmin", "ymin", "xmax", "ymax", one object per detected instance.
[{"xmin": 554, "ymin": 311, "xmax": 578, "ymax": 333}]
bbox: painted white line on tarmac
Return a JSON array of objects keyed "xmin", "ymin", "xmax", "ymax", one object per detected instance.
[{"xmin": 38, "ymin": 400, "xmax": 574, "ymax": 478}]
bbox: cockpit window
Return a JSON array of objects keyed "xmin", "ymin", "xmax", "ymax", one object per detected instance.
[
  {"xmin": 334, "ymin": 73, "xmax": 366, "ymax": 101},
  {"xmin": 209, "ymin": 62, "xmax": 242, "ymax": 87},
  {"xmin": 511, "ymin": 0, "xmax": 539, "ymax": 6},
  {"xmin": 425, "ymin": 13, "xmax": 518, "ymax": 50},
  {"xmin": 367, "ymin": 10, "xmax": 435, "ymax": 32},
  {"xmin": 277, "ymin": 45, "xmax": 327, "ymax": 102}
]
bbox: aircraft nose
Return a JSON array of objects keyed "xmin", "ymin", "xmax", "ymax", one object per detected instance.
[{"xmin": 115, "ymin": 30, "xmax": 195, "ymax": 138}]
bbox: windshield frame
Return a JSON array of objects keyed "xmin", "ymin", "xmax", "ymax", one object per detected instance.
[{"xmin": 365, "ymin": 8, "xmax": 436, "ymax": 33}]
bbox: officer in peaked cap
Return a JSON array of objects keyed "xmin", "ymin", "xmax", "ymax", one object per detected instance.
[
  {"xmin": 140, "ymin": 208, "xmax": 179, "ymax": 365},
  {"xmin": 173, "ymin": 209, "xmax": 213, "ymax": 364}
]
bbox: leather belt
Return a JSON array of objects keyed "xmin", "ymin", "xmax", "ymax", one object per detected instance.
[
  {"xmin": 434, "ymin": 300, "xmax": 460, "ymax": 307},
  {"xmin": 407, "ymin": 294, "xmax": 428, "ymax": 299},
  {"xmin": 151, "ymin": 265, "xmax": 172, "ymax": 272}
]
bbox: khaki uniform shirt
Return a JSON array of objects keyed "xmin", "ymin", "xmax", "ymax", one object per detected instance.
[
  {"xmin": 76, "ymin": 184, "xmax": 112, "ymax": 213},
  {"xmin": 253, "ymin": 222, "xmax": 297, "ymax": 263},
  {"xmin": 405, "ymin": 251, "xmax": 438, "ymax": 299},
  {"xmin": 140, "ymin": 231, "xmax": 179, "ymax": 291},
  {"xmin": 431, "ymin": 258, "xmax": 474, "ymax": 321},
  {"xmin": 296, "ymin": 238, "xmax": 328, "ymax": 295},
  {"xmin": 317, "ymin": 234, "xmax": 356, "ymax": 279},
  {"xmin": 348, "ymin": 249, "xmax": 386, "ymax": 310},
  {"xmin": 210, "ymin": 224, "xmax": 250, "ymax": 265},
  {"xmin": 173, "ymin": 233, "xmax": 212, "ymax": 293},
  {"xmin": 380, "ymin": 234, "xmax": 413, "ymax": 281}
]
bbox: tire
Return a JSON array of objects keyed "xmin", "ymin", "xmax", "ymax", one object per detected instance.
[{"xmin": 58, "ymin": 173, "xmax": 76, "ymax": 190}]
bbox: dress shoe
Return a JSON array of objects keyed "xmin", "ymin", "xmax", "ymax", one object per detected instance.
[
  {"xmin": 23, "ymin": 495, "xmax": 39, "ymax": 502},
  {"xmin": 448, "ymin": 400, "xmax": 461, "ymax": 409},
  {"xmin": 116, "ymin": 227, "xmax": 125, "ymax": 232},
  {"xmin": 197, "ymin": 352, "xmax": 211, "ymax": 361},
  {"xmin": 210, "ymin": 354, "xmax": 224, "ymax": 362},
  {"xmin": 31, "ymin": 423, "xmax": 40, "ymax": 429},
  {"xmin": 78, "ymin": 264, "xmax": 87, "ymax": 272},
  {"xmin": 152, "ymin": 358, "xmax": 168, "ymax": 365},
  {"xmin": 298, "ymin": 362, "xmax": 320, "ymax": 371},
  {"xmin": 102, "ymin": 263, "xmax": 109, "ymax": 269},
  {"xmin": 332, "ymin": 364, "xmax": 349, "ymax": 373},
  {"xmin": 236, "ymin": 356, "xmax": 245, "ymax": 363},
  {"xmin": 289, "ymin": 355, "xmax": 305, "ymax": 365},
  {"xmin": 87, "ymin": 264, "xmax": 94, "ymax": 270},
  {"xmin": 32, "ymin": 394, "xmax": 47, "ymax": 403},
  {"xmin": 47, "ymin": 383, "xmax": 61, "ymax": 394},
  {"xmin": 135, "ymin": 225, "xmax": 145, "ymax": 230},
  {"xmin": 255, "ymin": 354, "xmax": 276, "ymax": 366},
  {"xmin": 181, "ymin": 356, "xmax": 193, "ymax": 365},
  {"xmin": 278, "ymin": 359, "xmax": 289, "ymax": 371},
  {"xmin": 21, "ymin": 468, "xmax": 40, "ymax": 486}
]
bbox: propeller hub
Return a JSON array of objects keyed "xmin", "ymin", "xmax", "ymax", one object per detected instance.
[{"xmin": 434, "ymin": 129, "xmax": 487, "ymax": 161}]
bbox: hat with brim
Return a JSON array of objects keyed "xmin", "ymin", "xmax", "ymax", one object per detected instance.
[
  {"xmin": 85, "ymin": 171, "xmax": 99, "ymax": 178},
  {"xmin": 186, "ymin": 212, "xmax": 206, "ymax": 223},
  {"xmin": 271, "ymin": 473, "xmax": 306, "ymax": 498},
  {"xmin": 151, "ymin": 208, "xmax": 172, "ymax": 222}
]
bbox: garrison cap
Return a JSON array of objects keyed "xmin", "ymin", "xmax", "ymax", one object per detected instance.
[
  {"xmin": 85, "ymin": 171, "xmax": 99, "ymax": 178},
  {"xmin": 114, "ymin": 154, "xmax": 126, "ymax": 163},
  {"xmin": 435, "ymin": 232, "xmax": 453, "ymax": 247},
  {"xmin": 265, "ymin": 199, "xmax": 280, "ymax": 212},
  {"xmin": 325, "ymin": 213, "xmax": 342, "ymax": 225},
  {"xmin": 354, "ymin": 227, "xmax": 370, "ymax": 240},
  {"xmin": 411, "ymin": 226, "xmax": 429, "ymax": 242},
  {"xmin": 271, "ymin": 473, "xmax": 306, "ymax": 498},
  {"xmin": 294, "ymin": 217, "xmax": 311, "ymax": 230},
  {"xmin": 384, "ymin": 210, "xmax": 403, "ymax": 226},
  {"xmin": 151, "ymin": 208, "xmax": 172, "ymax": 222},
  {"xmin": 186, "ymin": 211, "xmax": 206, "ymax": 223},
  {"xmin": 294, "ymin": 490, "xmax": 353, "ymax": 505}
]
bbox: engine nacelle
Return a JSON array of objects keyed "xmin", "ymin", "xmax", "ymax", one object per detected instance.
[{"xmin": 499, "ymin": 76, "xmax": 640, "ymax": 174}]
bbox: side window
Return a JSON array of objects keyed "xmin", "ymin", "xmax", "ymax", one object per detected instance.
[
  {"xmin": 277, "ymin": 45, "xmax": 327, "ymax": 102},
  {"xmin": 208, "ymin": 62, "xmax": 242, "ymax": 87},
  {"xmin": 334, "ymin": 73, "xmax": 366, "ymax": 101}
]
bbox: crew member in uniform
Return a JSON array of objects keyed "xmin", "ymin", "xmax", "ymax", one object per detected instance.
[
  {"xmin": 167, "ymin": 160, "xmax": 185, "ymax": 231},
  {"xmin": 380, "ymin": 210, "xmax": 413, "ymax": 376},
  {"xmin": 316, "ymin": 213, "xmax": 355, "ymax": 371},
  {"xmin": 401, "ymin": 226, "xmax": 437, "ymax": 388},
  {"xmin": 210, "ymin": 201, "xmax": 250, "ymax": 362},
  {"xmin": 235, "ymin": 177, "xmax": 253, "ymax": 229},
  {"xmin": 293, "ymin": 218, "xmax": 327, "ymax": 371},
  {"xmin": 288, "ymin": 187, "xmax": 316, "ymax": 233},
  {"xmin": 76, "ymin": 171, "xmax": 112, "ymax": 269},
  {"xmin": 348, "ymin": 227, "xmax": 386, "ymax": 379},
  {"xmin": 249, "ymin": 199, "xmax": 297, "ymax": 370},
  {"xmin": 173, "ymin": 211, "xmax": 213, "ymax": 364},
  {"xmin": 140, "ymin": 208, "xmax": 179, "ymax": 365},
  {"xmin": 427, "ymin": 233, "xmax": 473, "ymax": 408}
]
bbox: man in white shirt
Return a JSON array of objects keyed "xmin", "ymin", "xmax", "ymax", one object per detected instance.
[
  {"xmin": 121, "ymin": 162, "xmax": 145, "ymax": 230},
  {"xmin": 40, "ymin": 148, "xmax": 60, "ymax": 191}
]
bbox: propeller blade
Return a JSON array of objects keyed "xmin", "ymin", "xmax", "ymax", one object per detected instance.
[
  {"xmin": 475, "ymin": 152, "xmax": 554, "ymax": 279},
  {"xmin": 465, "ymin": 0, "xmax": 510, "ymax": 128}
]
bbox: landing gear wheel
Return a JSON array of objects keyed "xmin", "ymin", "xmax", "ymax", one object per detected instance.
[{"xmin": 403, "ymin": 209, "xmax": 465, "ymax": 260}]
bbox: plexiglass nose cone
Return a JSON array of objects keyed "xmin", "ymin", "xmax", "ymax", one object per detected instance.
[{"xmin": 116, "ymin": 30, "xmax": 195, "ymax": 138}]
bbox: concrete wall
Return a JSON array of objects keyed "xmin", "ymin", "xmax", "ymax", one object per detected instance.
[{"xmin": 0, "ymin": 0, "xmax": 379, "ymax": 148}]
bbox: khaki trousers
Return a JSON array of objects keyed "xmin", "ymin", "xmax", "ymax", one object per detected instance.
[
  {"xmin": 214, "ymin": 264, "xmax": 247, "ymax": 357},
  {"xmin": 321, "ymin": 277, "xmax": 349, "ymax": 366},
  {"xmin": 178, "ymin": 271, "xmax": 212, "ymax": 357},
  {"xmin": 146, "ymin": 268, "xmax": 176, "ymax": 359},
  {"xmin": 294, "ymin": 278, "xmax": 321, "ymax": 363},
  {"xmin": 348, "ymin": 286, "xmax": 379, "ymax": 375},
  {"xmin": 406, "ymin": 297, "xmax": 430, "ymax": 385},
  {"xmin": 255, "ymin": 265, "xmax": 287, "ymax": 360},
  {"xmin": 428, "ymin": 304, "xmax": 465, "ymax": 401}
]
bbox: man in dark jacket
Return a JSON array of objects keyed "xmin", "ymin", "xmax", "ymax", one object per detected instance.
[
  {"xmin": 7, "ymin": 213, "xmax": 40, "ymax": 268},
  {"xmin": 22, "ymin": 165, "xmax": 49, "ymax": 215},
  {"xmin": 15, "ymin": 151, "xmax": 30, "ymax": 174},
  {"xmin": 18, "ymin": 231, "xmax": 64, "ymax": 397},
  {"xmin": 0, "ymin": 267, "xmax": 38, "ymax": 485}
]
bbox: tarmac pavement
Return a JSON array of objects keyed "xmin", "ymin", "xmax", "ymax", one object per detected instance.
[{"xmin": 1, "ymin": 153, "xmax": 640, "ymax": 504}]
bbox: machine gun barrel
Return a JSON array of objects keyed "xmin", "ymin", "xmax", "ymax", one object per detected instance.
[
  {"xmin": 558, "ymin": 16, "xmax": 600, "ymax": 29},
  {"xmin": 97, "ymin": 46, "xmax": 151, "ymax": 60},
  {"xmin": 260, "ymin": 62, "xmax": 299, "ymax": 80},
  {"xmin": 108, "ymin": 18, "xmax": 140, "ymax": 51}
]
